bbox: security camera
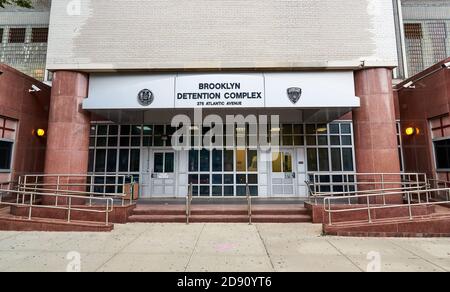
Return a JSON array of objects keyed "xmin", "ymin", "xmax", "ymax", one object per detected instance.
[
  {"xmin": 442, "ymin": 62, "xmax": 450, "ymax": 69},
  {"xmin": 29, "ymin": 85, "xmax": 42, "ymax": 93},
  {"xmin": 403, "ymin": 81, "xmax": 415, "ymax": 89}
]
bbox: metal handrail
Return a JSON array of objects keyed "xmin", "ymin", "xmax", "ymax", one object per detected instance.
[
  {"xmin": 246, "ymin": 184, "xmax": 252, "ymax": 225},
  {"xmin": 0, "ymin": 188, "xmax": 114, "ymax": 226},
  {"xmin": 18, "ymin": 174, "xmax": 136, "ymax": 206},
  {"xmin": 323, "ymin": 187, "xmax": 450, "ymax": 226},
  {"xmin": 186, "ymin": 183, "xmax": 193, "ymax": 224}
]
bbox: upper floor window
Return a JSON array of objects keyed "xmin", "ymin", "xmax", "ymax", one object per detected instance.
[
  {"xmin": 31, "ymin": 28, "xmax": 48, "ymax": 43},
  {"xmin": 0, "ymin": 28, "xmax": 4, "ymax": 43},
  {"xmin": 434, "ymin": 139, "xmax": 450, "ymax": 171},
  {"xmin": 8, "ymin": 28, "xmax": 26, "ymax": 43},
  {"xmin": 0, "ymin": 141, "xmax": 13, "ymax": 171}
]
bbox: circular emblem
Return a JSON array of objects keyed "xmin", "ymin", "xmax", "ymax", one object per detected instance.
[{"xmin": 137, "ymin": 89, "xmax": 154, "ymax": 106}]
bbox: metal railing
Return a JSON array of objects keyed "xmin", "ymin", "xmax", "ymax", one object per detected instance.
[
  {"xmin": 185, "ymin": 183, "xmax": 253, "ymax": 225},
  {"xmin": 247, "ymin": 184, "xmax": 252, "ymax": 225},
  {"xmin": 186, "ymin": 183, "xmax": 193, "ymax": 224},
  {"xmin": 323, "ymin": 188, "xmax": 450, "ymax": 226},
  {"xmin": 17, "ymin": 174, "xmax": 136, "ymax": 206},
  {"xmin": 307, "ymin": 172, "xmax": 428, "ymax": 203},
  {"xmin": 0, "ymin": 188, "xmax": 113, "ymax": 226}
]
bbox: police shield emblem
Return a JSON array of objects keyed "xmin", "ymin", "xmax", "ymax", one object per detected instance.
[
  {"xmin": 287, "ymin": 87, "xmax": 302, "ymax": 104},
  {"xmin": 138, "ymin": 89, "xmax": 154, "ymax": 106}
]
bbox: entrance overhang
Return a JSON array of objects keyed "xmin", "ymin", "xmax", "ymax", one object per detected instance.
[{"xmin": 84, "ymin": 72, "xmax": 360, "ymax": 123}]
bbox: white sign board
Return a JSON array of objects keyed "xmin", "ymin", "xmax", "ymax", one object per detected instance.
[{"xmin": 84, "ymin": 72, "xmax": 360, "ymax": 110}]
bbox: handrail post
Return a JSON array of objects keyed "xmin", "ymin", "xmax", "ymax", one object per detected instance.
[
  {"xmin": 328, "ymin": 198, "xmax": 332, "ymax": 226},
  {"xmin": 130, "ymin": 175, "xmax": 134, "ymax": 206},
  {"xmin": 367, "ymin": 195, "xmax": 372, "ymax": 224},
  {"xmin": 381, "ymin": 174, "xmax": 386, "ymax": 205},
  {"xmin": 247, "ymin": 184, "xmax": 252, "ymax": 225},
  {"xmin": 28, "ymin": 192, "xmax": 33, "ymax": 220},
  {"xmin": 106, "ymin": 199, "xmax": 109, "ymax": 226},
  {"xmin": 67, "ymin": 196, "xmax": 72, "ymax": 223},
  {"xmin": 407, "ymin": 192, "xmax": 413, "ymax": 220}
]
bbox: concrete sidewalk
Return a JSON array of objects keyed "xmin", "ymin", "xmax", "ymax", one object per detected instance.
[{"xmin": 0, "ymin": 223, "xmax": 449, "ymax": 272}]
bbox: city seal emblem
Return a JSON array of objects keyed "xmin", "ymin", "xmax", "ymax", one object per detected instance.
[
  {"xmin": 137, "ymin": 89, "xmax": 154, "ymax": 106},
  {"xmin": 287, "ymin": 87, "xmax": 302, "ymax": 104}
]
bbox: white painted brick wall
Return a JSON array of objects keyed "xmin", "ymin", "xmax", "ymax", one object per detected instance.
[{"xmin": 46, "ymin": 0, "xmax": 398, "ymax": 70}]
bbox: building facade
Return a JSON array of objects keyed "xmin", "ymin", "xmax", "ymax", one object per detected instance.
[
  {"xmin": 0, "ymin": 0, "xmax": 51, "ymax": 81},
  {"xmin": 2, "ymin": 0, "xmax": 449, "ymax": 199}
]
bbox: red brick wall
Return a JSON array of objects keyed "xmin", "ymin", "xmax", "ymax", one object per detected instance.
[{"xmin": 0, "ymin": 64, "xmax": 51, "ymax": 181}]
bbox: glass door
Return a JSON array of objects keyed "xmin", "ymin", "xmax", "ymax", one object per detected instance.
[
  {"xmin": 271, "ymin": 149, "xmax": 297, "ymax": 196},
  {"xmin": 151, "ymin": 151, "xmax": 176, "ymax": 197}
]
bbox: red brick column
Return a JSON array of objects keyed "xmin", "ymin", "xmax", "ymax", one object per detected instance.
[
  {"xmin": 43, "ymin": 71, "xmax": 90, "ymax": 205},
  {"xmin": 353, "ymin": 68, "xmax": 402, "ymax": 204}
]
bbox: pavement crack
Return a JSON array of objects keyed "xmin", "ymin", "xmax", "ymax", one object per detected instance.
[
  {"xmin": 184, "ymin": 224, "xmax": 205, "ymax": 272},
  {"xmin": 255, "ymin": 224, "xmax": 276, "ymax": 272},
  {"xmin": 326, "ymin": 239, "xmax": 364, "ymax": 272}
]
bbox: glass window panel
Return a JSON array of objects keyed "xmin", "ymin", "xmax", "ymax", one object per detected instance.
[
  {"xmin": 95, "ymin": 149, "xmax": 106, "ymax": 172},
  {"xmin": 89, "ymin": 137, "xmax": 95, "ymax": 147},
  {"xmin": 342, "ymin": 148, "xmax": 354, "ymax": 171},
  {"xmin": 224, "ymin": 150, "xmax": 234, "ymax": 171},
  {"xmin": 121, "ymin": 126, "xmax": 130, "ymax": 136},
  {"xmin": 154, "ymin": 136, "xmax": 164, "ymax": 146},
  {"xmin": 90, "ymin": 126, "xmax": 96, "ymax": 136},
  {"xmin": 272, "ymin": 152, "xmax": 282, "ymax": 173},
  {"xmin": 282, "ymin": 124, "xmax": 293, "ymax": 135},
  {"xmin": 131, "ymin": 137, "xmax": 141, "ymax": 147},
  {"xmin": 153, "ymin": 153, "xmax": 164, "ymax": 173},
  {"xmin": 189, "ymin": 150, "xmax": 199, "ymax": 172},
  {"xmin": 342, "ymin": 136, "xmax": 352, "ymax": 146},
  {"xmin": 105, "ymin": 177, "xmax": 116, "ymax": 193},
  {"xmin": 306, "ymin": 136, "xmax": 317, "ymax": 146},
  {"xmin": 224, "ymin": 186, "xmax": 234, "ymax": 196},
  {"xmin": 224, "ymin": 174, "xmax": 234, "ymax": 185},
  {"xmin": 236, "ymin": 150, "xmax": 246, "ymax": 172},
  {"xmin": 307, "ymin": 149, "xmax": 318, "ymax": 172},
  {"xmin": 293, "ymin": 124, "xmax": 304, "ymax": 135},
  {"xmin": 236, "ymin": 174, "xmax": 246, "ymax": 184},
  {"xmin": 108, "ymin": 137, "xmax": 118, "ymax": 147},
  {"xmin": 318, "ymin": 149, "xmax": 330, "ymax": 171},
  {"xmin": 330, "ymin": 136, "xmax": 340, "ymax": 145},
  {"xmin": 247, "ymin": 150, "xmax": 258, "ymax": 172},
  {"xmin": 282, "ymin": 136, "xmax": 293, "ymax": 146},
  {"xmin": 293, "ymin": 136, "xmax": 304, "ymax": 146},
  {"xmin": 200, "ymin": 186, "xmax": 210, "ymax": 196},
  {"xmin": 130, "ymin": 149, "xmax": 141, "ymax": 172},
  {"xmin": 434, "ymin": 139, "xmax": 450, "ymax": 169},
  {"xmin": 131, "ymin": 125, "xmax": 141, "ymax": 135},
  {"xmin": 212, "ymin": 186, "xmax": 222, "ymax": 196},
  {"xmin": 108, "ymin": 125, "xmax": 118, "ymax": 136},
  {"xmin": 192, "ymin": 186, "xmax": 199, "ymax": 196},
  {"xmin": 97, "ymin": 125, "xmax": 107, "ymax": 136},
  {"xmin": 212, "ymin": 150, "xmax": 223, "ymax": 172},
  {"xmin": 96, "ymin": 137, "xmax": 106, "ymax": 147},
  {"xmin": 165, "ymin": 153, "xmax": 174, "ymax": 173},
  {"xmin": 189, "ymin": 174, "xmax": 199, "ymax": 184},
  {"xmin": 331, "ymin": 148, "xmax": 342, "ymax": 171},
  {"xmin": 143, "ymin": 125, "xmax": 153, "ymax": 136},
  {"xmin": 200, "ymin": 174, "xmax": 210, "ymax": 184},
  {"xmin": 317, "ymin": 124, "xmax": 327, "ymax": 134},
  {"xmin": 283, "ymin": 153, "xmax": 293, "ymax": 173},
  {"xmin": 88, "ymin": 150, "xmax": 94, "ymax": 172},
  {"xmin": 306, "ymin": 124, "xmax": 316, "ymax": 134},
  {"xmin": 143, "ymin": 136, "xmax": 152, "ymax": 147},
  {"xmin": 154, "ymin": 125, "xmax": 164, "ymax": 135},
  {"xmin": 107, "ymin": 149, "xmax": 117, "ymax": 172},
  {"xmin": 249, "ymin": 186, "xmax": 258, "ymax": 196},
  {"xmin": 120, "ymin": 137, "xmax": 130, "ymax": 147},
  {"xmin": 200, "ymin": 149, "xmax": 210, "ymax": 172},
  {"xmin": 318, "ymin": 136, "xmax": 328, "ymax": 145},
  {"xmin": 248, "ymin": 174, "xmax": 258, "ymax": 184},
  {"xmin": 212, "ymin": 174, "xmax": 222, "ymax": 184},
  {"xmin": 341, "ymin": 124, "xmax": 351, "ymax": 134},
  {"xmin": 236, "ymin": 186, "xmax": 246, "ymax": 196},
  {"xmin": 329, "ymin": 124, "xmax": 340, "ymax": 134}
]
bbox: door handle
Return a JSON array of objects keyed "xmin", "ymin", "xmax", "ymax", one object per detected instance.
[{"xmin": 292, "ymin": 172, "xmax": 296, "ymax": 179}]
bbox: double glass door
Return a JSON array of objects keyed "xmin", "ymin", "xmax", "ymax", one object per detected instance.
[{"xmin": 141, "ymin": 149, "xmax": 176, "ymax": 197}]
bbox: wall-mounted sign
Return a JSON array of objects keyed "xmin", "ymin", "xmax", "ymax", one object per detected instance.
[{"xmin": 84, "ymin": 72, "xmax": 360, "ymax": 110}]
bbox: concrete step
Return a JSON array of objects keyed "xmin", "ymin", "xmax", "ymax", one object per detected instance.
[
  {"xmin": 251, "ymin": 214, "xmax": 312, "ymax": 223},
  {"xmin": 128, "ymin": 214, "xmax": 186, "ymax": 223},
  {"xmin": 128, "ymin": 213, "xmax": 312, "ymax": 223}
]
